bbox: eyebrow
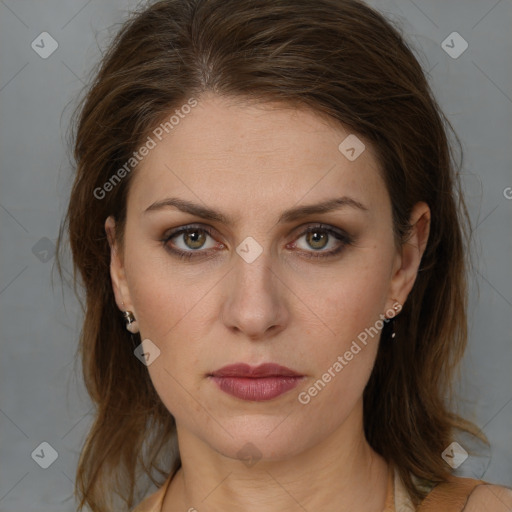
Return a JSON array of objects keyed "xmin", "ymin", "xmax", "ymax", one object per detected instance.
[{"xmin": 144, "ymin": 196, "xmax": 368, "ymax": 225}]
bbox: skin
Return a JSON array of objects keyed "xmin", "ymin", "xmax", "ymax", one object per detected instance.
[
  {"xmin": 106, "ymin": 93, "xmax": 432, "ymax": 512},
  {"xmin": 464, "ymin": 485, "xmax": 512, "ymax": 511}
]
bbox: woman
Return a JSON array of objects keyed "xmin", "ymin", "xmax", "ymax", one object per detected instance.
[{"xmin": 57, "ymin": 0, "xmax": 512, "ymax": 510}]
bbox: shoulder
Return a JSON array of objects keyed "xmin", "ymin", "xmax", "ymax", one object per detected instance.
[
  {"xmin": 463, "ymin": 484, "xmax": 512, "ymax": 511},
  {"xmin": 413, "ymin": 475, "xmax": 512, "ymax": 512}
]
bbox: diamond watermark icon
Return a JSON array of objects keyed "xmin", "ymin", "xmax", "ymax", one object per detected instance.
[
  {"xmin": 31, "ymin": 32, "xmax": 59, "ymax": 59},
  {"xmin": 237, "ymin": 442, "xmax": 262, "ymax": 468},
  {"xmin": 441, "ymin": 32, "xmax": 468, "ymax": 59},
  {"xmin": 442, "ymin": 441, "xmax": 468, "ymax": 469},
  {"xmin": 32, "ymin": 237, "xmax": 55, "ymax": 262},
  {"xmin": 134, "ymin": 338, "xmax": 161, "ymax": 366},
  {"xmin": 31, "ymin": 441, "xmax": 59, "ymax": 469},
  {"xmin": 236, "ymin": 236, "xmax": 263, "ymax": 264},
  {"xmin": 338, "ymin": 134, "xmax": 365, "ymax": 161}
]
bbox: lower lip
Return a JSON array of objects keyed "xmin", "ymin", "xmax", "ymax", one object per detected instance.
[{"xmin": 210, "ymin": 376, "xmax": 303, "ymax": 401}]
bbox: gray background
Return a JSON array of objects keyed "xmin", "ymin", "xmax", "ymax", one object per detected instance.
[{"xmin": 0, "ymin": 0, "xmax": 511, "ymax": 510}]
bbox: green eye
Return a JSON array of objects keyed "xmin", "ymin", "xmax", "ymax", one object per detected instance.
[{"xmin": 162, "ymin": 223, "xmax": 352, "ymax": 261}]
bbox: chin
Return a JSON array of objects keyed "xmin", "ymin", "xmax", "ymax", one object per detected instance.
[{"xmin": 197, "ymin": 412, "xmax": 327, "ymax": 464}]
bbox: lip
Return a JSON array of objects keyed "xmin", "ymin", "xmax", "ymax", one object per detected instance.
[
  {"xmin": 211, "ymin": 363, "xmax": 302, "ymax": 378},
  {"xmin": 209, "ymin": 363, "xmax": 304, "ymax": 401}
]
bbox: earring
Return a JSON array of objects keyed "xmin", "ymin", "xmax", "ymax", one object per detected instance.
[
  {"xmin": 388, "ymin": 317, "xmax": 396, "ymax": 339},
  {"xmin": 385, "ymin": 300, "xmax": 402, "ymax": 340},
  {"xmin": 122, "ymin": 310, "xmax": 138, "ymax": 334}
]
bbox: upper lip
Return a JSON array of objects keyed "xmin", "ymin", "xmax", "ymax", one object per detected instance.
[{"xmin": 210, "ymin": 363, "xmax": 303, "ymax": 378}]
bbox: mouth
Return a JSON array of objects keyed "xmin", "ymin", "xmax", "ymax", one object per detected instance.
[{"xmin": 208, "ymin": 363, "xmax": 304, "ymax": 402}]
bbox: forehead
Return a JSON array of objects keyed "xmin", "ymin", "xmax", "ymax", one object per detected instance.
[{"xmin": 127, "ymin": 94, "xmax": 385, "ymax": 218}]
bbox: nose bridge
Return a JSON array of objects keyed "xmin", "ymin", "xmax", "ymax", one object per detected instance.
[
  {"xmin": 234, "ymin": 243, "xmax": 274, "ymax": 298},
  {"xmin": 221, "ymin": 239, "xmax": 287, "ymax": 338}
]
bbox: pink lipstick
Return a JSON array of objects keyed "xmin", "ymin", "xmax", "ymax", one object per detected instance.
[{"xmin": 209, "ymin": 363, "xmax": 304, "ymax": 401}]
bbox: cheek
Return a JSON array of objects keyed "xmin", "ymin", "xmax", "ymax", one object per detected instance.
[
  {"xmin": 123, "ymin": 246, "xmax": 219, "ymax": 398},
  {"xmin": 293, "ymin": 268, "xmax": 388, "ymax": 430},
  {"xmin": 293, "ymin": 249, "xmax": 392, "ymax": 414},
  {"xmin": 299, "ymin": 253, "xmax": 392, "ymax": 355},
  {"xmin": 124, "ymin": 255, "xmax": 208, "ymax": 419},
  {"xmin": 124, "ymin": 242, "xmax": 210, "ymax": 339}
]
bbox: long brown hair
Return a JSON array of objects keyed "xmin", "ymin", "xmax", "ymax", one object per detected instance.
[{"xmin": 56, "ymin": 0, "xmax": 485, "ymax": 509}]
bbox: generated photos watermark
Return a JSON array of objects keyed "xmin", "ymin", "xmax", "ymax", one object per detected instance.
[
  {"xmin": 93, "ymin": 97, "xmax": 198, "ymax": 200},
  {"xmin": 298, "ymin": 303, "xmax": 402, "ymax": 405}
]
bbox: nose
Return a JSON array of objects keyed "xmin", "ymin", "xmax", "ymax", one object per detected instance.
[{"xmin": 220, "ymin": 248, "xmax": 289, "ymax": 341}]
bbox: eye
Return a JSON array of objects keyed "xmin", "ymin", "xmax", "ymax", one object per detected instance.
[
  {"xmin": 161, "ymin": 223, "xmax": 353, "ymax": 261},
  {"xmin": 289, "ymin": 224, "xmax": 353, "ymax": 259},
  {"xmin": 162, "ymin": 225, "xmax": 223, "ymax": 260}
]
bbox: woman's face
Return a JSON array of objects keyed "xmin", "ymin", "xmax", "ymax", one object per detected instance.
[{"xmin": 107, "ymin": 93, "xmax": 427, "ymax": 462}]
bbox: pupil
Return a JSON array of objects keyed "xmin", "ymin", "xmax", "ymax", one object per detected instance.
[
  {"xmin": 309, "ymin": 230, "xmax": 327, "ymax": 249},
  {"xmin": 186, "ymin": 230, "xmax": 204, "ymax": 248}
]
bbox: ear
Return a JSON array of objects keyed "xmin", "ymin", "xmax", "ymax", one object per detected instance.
[
  {"xmin": 105, "ymin": 216, "xmax": 134, "ymax": 314},
  {"xmin": 386, "ymin": 201, "xmax": 431, "ymax": 310}
]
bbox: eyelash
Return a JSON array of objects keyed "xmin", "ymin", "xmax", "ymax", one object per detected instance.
[{"xmin": 161, "ymin": 223, "xmax": 353, "ymax": 261}]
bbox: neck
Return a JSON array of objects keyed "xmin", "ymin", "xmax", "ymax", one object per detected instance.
[{"xmin": 163, "ymin": 401, "xmax": 389, "ymax": 512}]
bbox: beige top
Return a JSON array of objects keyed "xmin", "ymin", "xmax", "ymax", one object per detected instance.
[{"xmin": 132, "ymin": 466, "xmax": 425, "ymax": 512}]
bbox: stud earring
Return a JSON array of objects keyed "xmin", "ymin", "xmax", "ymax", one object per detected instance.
[{"xmin": 122, "ymin": 310, "xmax": 139, "ymax": 334}]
